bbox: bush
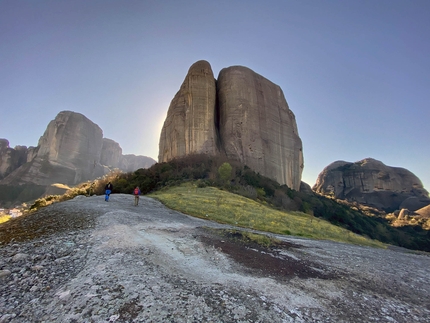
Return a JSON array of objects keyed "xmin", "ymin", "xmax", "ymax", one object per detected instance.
[{"xmin": 218, "ymin": 162, "xmax": 232, "ymax": 183}]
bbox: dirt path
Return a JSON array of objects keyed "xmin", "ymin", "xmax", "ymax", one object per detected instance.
[{"xmin": 1, "ymin": 194, "xmax": 429, "ymax": 322}]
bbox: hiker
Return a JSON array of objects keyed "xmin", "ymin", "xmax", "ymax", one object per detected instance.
[
  {"xmin": 133, "ymin": 186, "xmax": 141, "ymax": 206},
  {"xmin": 105, "ymin": 182, "xmax": 113, "ymax": 201}
]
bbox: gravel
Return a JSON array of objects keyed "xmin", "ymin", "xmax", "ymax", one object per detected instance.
[{"xmin": 0, "ymin": 194, "xmax": 429, "ymax": 322}]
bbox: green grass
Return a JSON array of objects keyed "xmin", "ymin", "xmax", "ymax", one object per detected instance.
[{"xmin": 150, "ymin": 182, "xmax": 386, "ymax": 248}]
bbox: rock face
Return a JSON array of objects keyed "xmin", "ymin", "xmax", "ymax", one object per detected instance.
[
  {"xmin": 100, "ymin": 138, "xmax": 122, "ymax": 168},
  {"xmin": 119, "ymin": 155, "xmax": 155, "ymax": 172},
  {"xmin": 313, "ymin": 158, "xmax": 430, "ymax": 211},
  {"xmin": 35, "ymin": 111, "xmax": 105, "ymax": 184},
  {"xmin": 218, "ymin": 66, "xmax": 303, "ymax": 190},
  {"xmin": 159, "ymin": 60, "xmax": 218, "ymax": 162},
  {"xmin": 0, "ymin": 111, "xmax": 156, "ymax": 205},
  {"xmin": 0, "ymin": 139, "xmax": 28, "ymax": 180},
  {"xmin": 158, "ymin": 60, "xmax": 303, "ymax": 190}
]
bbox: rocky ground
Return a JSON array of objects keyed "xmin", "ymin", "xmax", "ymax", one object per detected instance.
[{"xmin": 0, "ymin": 194, "xmax": 429, "ymax": 323}]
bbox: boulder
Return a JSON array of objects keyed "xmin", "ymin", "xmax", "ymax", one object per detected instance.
[
  {"xmin": 158, "ymin": 61, "xmax": 304, "ymax": 190},
  {"xmin": 313, "ymin": 158, "xmax": 430, "ymax": 211},
  {"xmin": 159, "ymin": 60, "xmax": 218, "ymax": 162}
]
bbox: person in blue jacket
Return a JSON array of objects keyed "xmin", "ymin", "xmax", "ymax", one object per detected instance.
[{"xmin": 105, "ymin": 182, "xmax": 113, "ymax": 201}]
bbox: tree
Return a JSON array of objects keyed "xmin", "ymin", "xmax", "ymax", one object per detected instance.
[{"xmin": 218, "ymin": 162, "xmax": 232, "ymax": 184}]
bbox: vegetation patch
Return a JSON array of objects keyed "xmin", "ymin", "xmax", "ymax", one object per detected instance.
[
  {"xmin": 0, "ymin": 215, "xmax": 11, "ymax": 224},
  {"xmin": 150, "ymin": 183, "xmax": 386, "ymax": 248},
  {"xmin": 0, "ymin": 207, "xmax": 98, "ymax": 244},
  {"xmin": 202, "ymin": 227, "xmax": 283, "ymax": 248},
  {"xmin": 198, "ymin": 227, "xmax": 337, "ymax": 280}
]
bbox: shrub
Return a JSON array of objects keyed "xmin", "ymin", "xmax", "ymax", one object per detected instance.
[{"xmin": 218, "ymin": 162, "xmax": 232, "ymax": 183}]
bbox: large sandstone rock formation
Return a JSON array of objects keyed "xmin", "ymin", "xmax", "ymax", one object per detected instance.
[
  {"xmin": 217, "ymin": 66, "xmax": 303, "ymax": 190},
  {"xmin": 35, "ymin": 111, "xmax": 105, "ymax": 184},
  {"xmin": 158, "ymin": 60, "xmax": 303, "ymax": 190},
  {"xmin": 159, "ymin": 60, "xmax": 218, "ymax": 161},
  {"xmin": 313, "ymin": 158, "xmax": 430, "ymax": 211},
  {"xmin": 0, "ymin": 111, "xmax": 156, "ymax": 205}
]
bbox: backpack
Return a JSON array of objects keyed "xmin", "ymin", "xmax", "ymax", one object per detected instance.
[{"xmin": 134, "ymin": 188, "xmax": 139, "ymax": 195}]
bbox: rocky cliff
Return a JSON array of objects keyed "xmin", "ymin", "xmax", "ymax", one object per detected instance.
[
  {"xmin": 35, "ymin": 111, "xmax": 105, "ymax": 185},
  {"xmin": 218, "ymin": 66, "xmax": 303, "ymax": 190},
  {"xmin": 0, "ymin": 111, "xmax": 156, "ymax": 205},
  {"xmin": 313, "ymin": 158, "xmax": 430, "ymax": 211},
  {"xmin": 158, "ymin": 60, "xmax": 303, "ymax": 190}
]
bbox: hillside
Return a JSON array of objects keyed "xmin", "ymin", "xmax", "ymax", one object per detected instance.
[{"xmin": 15, "ymin": 154, "xmax": 430, "ymax": 252}]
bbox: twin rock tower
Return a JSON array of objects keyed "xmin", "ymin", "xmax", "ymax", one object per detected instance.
[{"xmin": 158, "ymin": 60, "xmax": 303, "ymax": 190}]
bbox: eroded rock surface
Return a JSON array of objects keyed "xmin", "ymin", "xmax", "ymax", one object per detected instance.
[
  {"xmin": 158, "ymin": 61, "xmax": 303, "ymax": 190},
  {"xmin": 313, "ymin": 158, "xmax": 430, "ymax": 211}
]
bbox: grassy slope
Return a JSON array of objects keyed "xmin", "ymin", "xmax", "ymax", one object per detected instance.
[{"xmin": 150, "ymin": 183, "xmax": 386, "ymax": 248}]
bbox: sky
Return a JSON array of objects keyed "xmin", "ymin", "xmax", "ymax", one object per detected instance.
[{"xmin": 1, "ymin": 0, "xmax": 429, "ymax": 190}]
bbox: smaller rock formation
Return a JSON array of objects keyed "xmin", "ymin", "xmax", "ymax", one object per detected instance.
[
  {"xmin": 415, "ymin": 205, "xmax": 430, "ymax": 218},
  {"xmin": 397, "ymin": 208, "xmax": 411, "ymax": 220},
  {"xmin": 100, "ymin": 139, "xmax": 154, "ymax": 172},
  {"xmin": 0, "ymin": 139, "xmax": 28, "ymax": 180},
  {"xmin": 119, "ymin": 155, "xmax": 155, "ymax": 172},
  {"xmin": 100, "ymin": 138, "xmax": 123, "ymax": 168},
  {"xmin": 313, "ymin": 158, "xmax": 430, "ymax": 211}
]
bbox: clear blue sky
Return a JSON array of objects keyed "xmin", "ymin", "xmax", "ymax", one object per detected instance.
[{"xmin": 1, "ymin": 0, "xmax": 429, "ymax": 190}]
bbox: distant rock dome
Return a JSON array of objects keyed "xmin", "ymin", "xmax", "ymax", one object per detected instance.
[{"xmin": 313, "ymin": 158, "xmax": 430, "ymax": 211}]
